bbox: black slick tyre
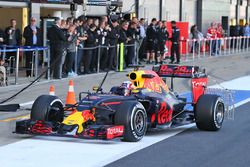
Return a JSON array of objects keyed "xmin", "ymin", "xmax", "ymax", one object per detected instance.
[
  {"xmin": 115, "ymin": 101, "xmax": 147, "ymax": 142},
  {"xmin": 195, "ymin": 94, "xmax": 224, "ymax": 131},
  {"xmin": 31, "ymin": 95, "xmax": 64, "ymax": 123}
]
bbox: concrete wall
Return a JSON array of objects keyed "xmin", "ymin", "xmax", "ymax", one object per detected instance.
[
  {"xmin": 0, "ymin": 0, "xmax": 249, "ymax": 35},
  {"xmin": 138, "ymin": 0, "xmax": 160, "ymax": 22},
  {"xmin": 0, "ymin": 8, "xmax": 24, "ymax": 32},
  {"xmin": 200, "ymin": 0, "xmax": 231, "ymax": 33},
  {"xmin": 183, "ymin": 0, "xmax": 197, "ymax": 26},
  {"xmin": 164, "ymin": 0, "xmax": 180, "ymax": 21}
]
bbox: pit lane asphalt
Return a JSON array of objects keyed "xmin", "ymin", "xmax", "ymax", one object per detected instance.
[
  {"xmin": 106, "ymin": 102, "xmax": 250, "ymax": 167},
  {"xmin": 0, "ymin": 52, "xmax": 250, "ymax": 147}
]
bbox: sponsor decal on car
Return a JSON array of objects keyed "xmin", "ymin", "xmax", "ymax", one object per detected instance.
[{"xmin": 106, "ymin": 126, "xmax": 124, "ymax": 139}]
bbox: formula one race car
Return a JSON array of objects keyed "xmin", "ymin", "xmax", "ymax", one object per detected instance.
[{"xmin": 15, "ymin": 65, "xmax": 225, "ymax": 142}]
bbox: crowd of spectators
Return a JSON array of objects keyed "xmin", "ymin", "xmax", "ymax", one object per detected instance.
[
  {"xmin": 47, "ymin": 16, "xmax": 172, "ymax": 79},
  {"xmin": 190, "ymin": 22, "xmax": 250, "ymax": 55},
  {"xmin": 0, "ymin": 16, "xmax": 171, "ymax": 79},
  {"xmin": 2, "ymin": 15, "xmax": 249, "ymax": 80}
]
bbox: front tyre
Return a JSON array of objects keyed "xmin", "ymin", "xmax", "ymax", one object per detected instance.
[
  {"xmin": 115, "ymin": 101, "xmax": 147, "ymax": 142},
  {"xmin": 195, "ymin": 94, "xmax": 224, "ymax": 131},
  {"xmin": 31, "ymin": 95, "xmax": 64, "ymax": 123}
]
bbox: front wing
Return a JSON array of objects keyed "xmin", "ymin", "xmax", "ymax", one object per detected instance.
[{"xmin": 15, "ymin": 120, "xmax": 124, "ymax": 140}]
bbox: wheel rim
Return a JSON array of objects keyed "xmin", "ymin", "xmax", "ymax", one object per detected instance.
[
  {"xmin": 48, "ymin": 102, "xmax": 64, "ymax": 122},
  {"xmin": 215, "ymin": 102, "xmax": 224, "ymax": 124},
  {"xmin": 133, "ymin": 110, "xmax": 145, "ymax": 133}
]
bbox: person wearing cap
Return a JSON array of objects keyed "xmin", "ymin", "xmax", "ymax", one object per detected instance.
[
  {"xmin": 48, "ymin": 17, "xmax": 67, "ymax": 79},
  {"xmin": 169, "ymin": 20, "xmax": 180, "ymax": 64},
  {"xmin": 23, "ymin": 17, "xmax": 42, "ymax": 77}
]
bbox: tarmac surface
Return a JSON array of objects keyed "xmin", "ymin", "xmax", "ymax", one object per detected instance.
[{"xmin": 106, "ymin": 102, "xmax": 250, "ymax": 167}]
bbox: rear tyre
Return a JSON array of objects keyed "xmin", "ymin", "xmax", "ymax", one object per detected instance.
[
  {"xmin": 115, "ymin": 101, "xmax": 147, "ymax": 142},
  {"xmin": 31, "ymin": 95, "xmax": 64, "ymax": 123},
  {"xmin": 195, "ymin": 94, "xmax": 224, "ymax": 131}
]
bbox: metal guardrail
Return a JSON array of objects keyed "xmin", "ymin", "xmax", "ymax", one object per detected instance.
[
  {"xmin": 169, "ymin": 36, "xmax": 250, "ymax": 61},
  {"xmin": 0, "ymin": 45, "xmax": 48, "ymax": 85},
  {"xmin": 0, "ymin": 43, "xmax": 137, "ymax": 85},
  {"xmin": 76, "ymin": 43, "xmax": 137, "ymax": 74},
  {"xmin": 0, "ymin": 36, "xmax": 250, "ymax": 86}
]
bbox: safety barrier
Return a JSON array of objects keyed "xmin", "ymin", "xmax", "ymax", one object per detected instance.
[
  {"xmin": 0, "ymin": 43, "xmax": 138, "ymax": 86},
  {"xmin": 76, "ymin": 43, "xmax": 137, "ymax": 74},
  {"xmin": 2, "ymin": 36, "xmax": 248, "ymax": 86},
  {"xmin": 171, "ymin": 36, "xmax": 250, "ymax": 61},
  {"xmin": 0, "ymin": 45, "xmax": 48, "ymax": 85}
]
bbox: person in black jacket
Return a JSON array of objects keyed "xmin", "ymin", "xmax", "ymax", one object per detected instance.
[
  {"xmin": 97, "ymin": 21, "xmax": 109, "ymax": 71},
  {"xmin": 83, "ymin": 24, "xmax": 97, "ymax": 74},
  {"xmin": 5, "ymin": 19, "xmax": 22, "ymax": 73},
  {"xmin": 126, "ymin": 22, "xmax": 137, "ymax": 66},
  {"xmin": 118, "ymin": 21, "xmax": 129, "ymax": 68},
  {"xmin": 146, "ymin": 18, "xmax": 157, "ymax": 64},
  {"xmin": 169, "ymin": 21, "xmax": 180, "ymax": 64},
  {"xmin": 23, "ymin": 17, "xmax": 42, "ymax": 77},
  {"xmin": 0, "ymin": 29, "xmax": 4, "ymax": 59},
  {"xmin": 119, "ymin": 21, "xmax": 129, "ymax": 44},
  {"xmin": 5, "ymin": 19, "xmax": 22, "ymax": 46},
  {"xmin": 76, "ymin": 17, "xmax": 87, "ymax": 74},
  {"xmin": 107, "ymin": 19, "xmax": 120, "ymax": 70},
  {"xmin": 89, "ymin": 23, "xmax": 99, "ymax": 73},
  {"xmin": 156, "ymin": 21, "xmax": 169, "ymax": 64},
  {"xmin": 47, "ymin": 17, "xmax": 67, "ymax": 79}
]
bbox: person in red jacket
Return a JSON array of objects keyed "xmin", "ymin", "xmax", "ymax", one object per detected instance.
[{"xmin": 207, "ymin": 22, "xmax": 217, "ymax": 55}]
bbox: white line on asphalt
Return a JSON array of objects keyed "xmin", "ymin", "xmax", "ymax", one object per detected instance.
[
  {"xmin": 210, "ymin": 75, "xmax": 250, "ymax": 90},
  {"xmin": 234, "ymin": 98, "xmax": 250, "ymax": 108}
]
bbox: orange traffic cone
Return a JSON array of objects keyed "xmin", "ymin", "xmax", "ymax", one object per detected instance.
[
  {"xmin": 66, "ymin": 80, "xmax": 76, "ymax": 105},
  {"xmin": 49, "ymin": 85, "xmax": 55, "ymax": 96}
]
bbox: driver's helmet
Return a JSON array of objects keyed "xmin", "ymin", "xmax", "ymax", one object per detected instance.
[
  {"xmin": 120, "ymin": 81, "xmax": 133, "ymax": 96},
  {"xmin": 121, "ymin": 81, "xmax": 133, "ymax": 89}
]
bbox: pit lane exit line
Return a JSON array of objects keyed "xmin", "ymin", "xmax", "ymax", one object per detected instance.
[{"xmin": 0, "ymin": 114, "xmax": 30, "ymax": 123}]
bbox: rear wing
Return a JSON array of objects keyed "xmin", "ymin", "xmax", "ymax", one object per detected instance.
[
  {"xmin": 153, "ymin": 65, "xmax": 208, "ymax": 104},
  {"xmin": 152, "ymin": 65, "xmax": 205, "ymax": 78}
]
